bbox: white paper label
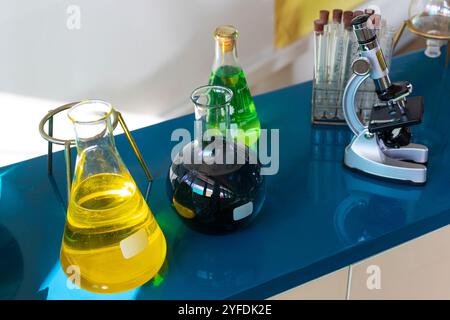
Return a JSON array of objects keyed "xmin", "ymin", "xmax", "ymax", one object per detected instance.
[
  {"xmin": 233, "ymin": 202, "xmax": 253, "ymax": 221},
  {"xmin": 120, "ymin": 228, "xmax": 148, "ymax": 259}
]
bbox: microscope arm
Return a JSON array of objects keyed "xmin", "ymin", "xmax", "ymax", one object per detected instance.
[{"xmin": 342, "ymin": 58, "xmax": 371, "ymax": 136}]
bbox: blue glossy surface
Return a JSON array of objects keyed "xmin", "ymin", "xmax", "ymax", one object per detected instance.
[{"xmin": 1, "ymin": 50, "xmax": 450, "ymax": 300}]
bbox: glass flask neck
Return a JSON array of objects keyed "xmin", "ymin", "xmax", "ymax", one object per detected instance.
[
  {"xmin": 191, "ymin": 86, "xmax": 233, "ymax": 147},
  {"xmin": 68, "ymin": 100, "xmax": 125, "ymax": 189},
  {"xmin": 212, "ymin": 36, "xmax": 240, "ymax": 71},
  {"xmin": 69, "ymin": 100, "xmax": 116, "ymax": 154}
]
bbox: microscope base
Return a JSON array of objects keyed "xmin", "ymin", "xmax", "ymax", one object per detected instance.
[{"xmin": 344, "ymin": 129, "xmax": 427, "ymax": 184}]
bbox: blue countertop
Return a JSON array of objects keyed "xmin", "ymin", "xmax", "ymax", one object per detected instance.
[{"xmin": 1, "ymin": 50, "xmax": 450, "ymax": 300}]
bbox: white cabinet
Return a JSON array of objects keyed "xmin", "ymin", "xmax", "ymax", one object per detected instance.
[
  {"xmin": 268, "ymin": 267, "xmax": 349, "ymax": 300},
  {"xmin": 269, "ymin": 225, "xmax": 450, "ymax": 299},
  {"xmin": 349, "ymin": 225, "xmax": 450, "ymax": 299}
]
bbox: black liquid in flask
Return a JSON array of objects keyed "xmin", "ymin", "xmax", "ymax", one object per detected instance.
[{"xmin": 168, "ymin": 86, "xmax": 265, "ymax": 234}]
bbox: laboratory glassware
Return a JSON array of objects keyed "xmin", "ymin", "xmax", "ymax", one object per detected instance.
[
  {"xmin": 60, "ymin": 100, "xmax": 167, "ymax": 293},
  {"xmin": 168, "ymin": 86, "xmax": 266, "ymax": 234},
  {"xmin": 209, "ymin": 25, "xmax": 261, "ymax": 148}
]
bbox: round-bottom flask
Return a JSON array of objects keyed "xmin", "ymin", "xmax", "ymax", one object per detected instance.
[{"xmin": 168, "ymin": 86, "xmax": 266, "ymax": 234}]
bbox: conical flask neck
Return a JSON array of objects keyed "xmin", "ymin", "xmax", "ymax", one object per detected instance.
[
  {"xmin": 212, "ymin": 26, "xmax": 240, "ymax": 71},
  {"xmin": 68, "ymin": 100, "xmax": 116, "ymax": 150},
  {"xmin": 74, "ymin": 126, "xmax": 116, "ymax": 155},
  {"xmin": 213, "ymin": 41, "xmax": 239, "ymax": 70},
  {"xmin": 68, "ymin": 100, "xmax": 126, "ymax": 186}
]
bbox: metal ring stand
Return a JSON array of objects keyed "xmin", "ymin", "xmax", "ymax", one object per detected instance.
[
  {"xmin": 393, "ymin": 20, "xmax": 450, "ymax": 68},
  {"xmin": 39, "ymin": 102, "xmax": 153, "ymax": 199}
]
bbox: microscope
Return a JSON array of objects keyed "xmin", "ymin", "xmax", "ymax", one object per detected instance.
[{"xmin": 343, "ymin": 14, "xmax": 428, "ymax": 184}]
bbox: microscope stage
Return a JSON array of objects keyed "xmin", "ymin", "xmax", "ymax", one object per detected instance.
[{"xmin": 368, "ymin": 96, "xmax": 424, "ymax": 133}]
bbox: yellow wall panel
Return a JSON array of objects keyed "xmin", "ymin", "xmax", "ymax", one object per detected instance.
[{"xmin": 275, "ymin": 0, "xmax": 365, "ymax": 48}]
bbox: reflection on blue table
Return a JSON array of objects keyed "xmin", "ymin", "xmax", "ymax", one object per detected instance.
[
  {"xmin": 0, "ymin": 50, "xmax": 449, "ymax": 299},
  {"xmin": 0, "ymin": 224, "xmax": 23, "ymax": 299},
  {"xmin": 39, "ymin": 262, "xmax": 140, "ymax": 300}
]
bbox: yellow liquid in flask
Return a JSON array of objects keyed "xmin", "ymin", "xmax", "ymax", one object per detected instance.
[{"xmin": 60, "ymin": 173, "xmax": 167, "ymax": 294}]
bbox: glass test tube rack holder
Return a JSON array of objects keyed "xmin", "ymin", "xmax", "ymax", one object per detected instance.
[
  {"xmin": 312, "ymin": 22, "xmax": 396, "ymax": 126},
  {"xmin": 38, "ymin": 102, "xmax": 153, "ymax": 200}
]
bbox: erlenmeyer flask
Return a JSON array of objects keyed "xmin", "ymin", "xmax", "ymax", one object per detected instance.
[
  {"xmin": 209, "ymin": 25, "xmax": 261, "ymax": 148},
  {"xmin": 168, "ymin": 86, "xmax": 266, "ymax": 234},
  {"xmin": 60, "ymin": 100, "xmax": 166, "ymax": 294}
]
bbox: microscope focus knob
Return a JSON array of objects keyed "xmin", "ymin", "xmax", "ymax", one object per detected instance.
[{"xmin": 352, "ymin": 58, "xmax": 371, "ymax": 76}]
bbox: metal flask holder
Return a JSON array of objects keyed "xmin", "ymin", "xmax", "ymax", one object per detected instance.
[
  {"xmin": 38, "ymin": 102, "xmax": 153, "ymax": 199},
  {"xmin": 392, "ymin": 0, "xmax": 450, "ymax": 66}
]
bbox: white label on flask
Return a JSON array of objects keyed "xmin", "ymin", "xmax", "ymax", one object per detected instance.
[
  {"xmin": 233, "ymin": 202, "xmax": 253, "ymax": 221},
  {"xmin": 120, "ymin": 228, "xmax": 148, "ymax": 259}
]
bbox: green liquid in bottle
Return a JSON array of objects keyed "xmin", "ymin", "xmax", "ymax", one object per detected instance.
[{"xmin": 209, "ymin": 65, "xmax": 261, "ymax": 147}]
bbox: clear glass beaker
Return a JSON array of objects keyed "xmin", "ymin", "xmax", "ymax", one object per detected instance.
[
  {"xmin": 168, "ymin": 86, "xmax": 266, "ymax": 234},
  {"xmin": 60, "ymin": 100, "xmax": 166, "ymax": 294}
]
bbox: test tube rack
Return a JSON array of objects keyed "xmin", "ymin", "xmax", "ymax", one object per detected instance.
[{"xmin": 311, "ymin": 11, "xmax": 396, "ymax": 126}]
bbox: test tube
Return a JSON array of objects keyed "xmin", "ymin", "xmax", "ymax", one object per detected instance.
[
  {"xmin": 382, "ymin": 24, "xmax": 396, "ymax": 69},
  {"xmin": 319, "ymin": 10, "xmax": 330, "ymax": 80},
  {"xmin": 329, "ymin": 9, "xmax": 343, "ymax": 118},
  {"xmin": 328, "ymin": 10, "xmax": 343, "ymax": 84},
  {"xmin": 338, "ymin": 11, "xmax": 354, "ymax": 120},
  {"xmin": 318, "ymin": 11, "xmax": 331, "ymax": 119},
  {"xmin": 313, "ymin": 19, "xmax": 326, "ymax": 85},
  {"xmin": 340, "ymin": 11, "xmax": 354, "ymax": 90},
  {"xmin": 320, "ymin": 10, "xmax": 330, "ymax": 86},
  {"xmin": 320, "ymin": 10, "xmax": 336, "ymax": 119},
  {"xmin": 365, "ymin": 9, "xmax": 375, "ymax": 16},
  {"xmin": 373, "ymin": 14, "xmax": 382, "ymax": 36},
  {"xmin": 313, "ymin": 19, "xmax": 327, "ymax": 119},
  {"xmin": 319, "ymin": 10, "xmax": 329, "ymax": 24},
  {"xmin": 333, "ymin": 9, "xmax": 343, "ymax": 23}
]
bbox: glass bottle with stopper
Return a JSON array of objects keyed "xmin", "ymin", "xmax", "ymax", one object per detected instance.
[
  {"xmin": 60, "ymin": 100, "xmax": 167, "ymax": 293},
  {"xmin": 168, "ymin": 86, "xmax": 266, "ymax": 234},
  {"xmin": 209, "ymin": 25, "xmax": 261, "ymax": 148}
]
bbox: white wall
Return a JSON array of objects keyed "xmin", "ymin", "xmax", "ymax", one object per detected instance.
[
  {"xmin": 0, "ymin": 0, "xmax": 412, "ymax": 167},
  {"xmin": 0, "ymin": 0, "xmax": 273, "ymax": 166}
]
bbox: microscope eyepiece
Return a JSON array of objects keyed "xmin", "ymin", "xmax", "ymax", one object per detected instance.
[
  {"xmin": 350, "ymin": 13, "xmax": 391, "ymax": 93},
  {"xmin": 351, "ymin": 14, "xmax": 370, "ymax": 26},
  {"xmin": 352, "ymin": 14, "xmax": 376, "ymax": 44}
]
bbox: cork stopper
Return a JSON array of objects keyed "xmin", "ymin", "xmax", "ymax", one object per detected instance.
[
  {"xmin": 373, "ymin": 14, "xmax": 381, "ymax": 27},
  {"xmin": 214, "ymin": 25, "xmax": 238, "ymax": 52},
  {"xmin": 353, "ymin": 10, "xmax": 364, "ymax": 18},
  {"xmin": 343, "ymin": 11, "xmax": 353, "ymax": 30},
  {"xmin": 314, "ymin": 19, "xmax": 325, "ymax": 33},
  {"xmin": 332, "ymin": 9, "xmax": 343, "ymax": 23},
  {"xmin": 319, "ymin": 10, "xmax": 329, "ymax": 24}
]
